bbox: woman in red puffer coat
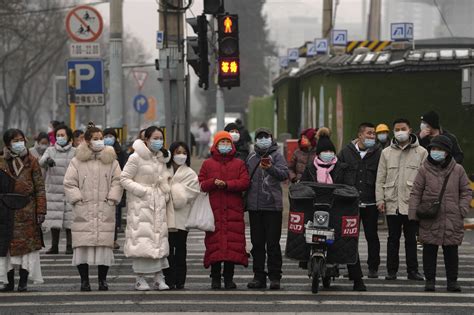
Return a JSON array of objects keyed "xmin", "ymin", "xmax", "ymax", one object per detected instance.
[{"xmin": 198, "ymin": 131, "xmax": 250, "ymax": 290}]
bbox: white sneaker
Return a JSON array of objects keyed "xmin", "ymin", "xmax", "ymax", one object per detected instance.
[
  {"xmin": 153, "ymin": 272, "xmax": 170, "ymax": 291},
  {"xmin": 135, "ymin": 276, "xmax": 150, "ymax": 291}
]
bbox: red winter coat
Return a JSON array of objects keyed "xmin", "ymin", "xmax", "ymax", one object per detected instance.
[{"xmin": 198, "ymin": 145, "xmax": 250, "ymax": 268}]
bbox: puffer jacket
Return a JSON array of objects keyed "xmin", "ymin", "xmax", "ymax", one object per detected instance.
[
  {"xmin": 40, "ymin": 143, "xmax": 75, "ymax": 230},
  {"xmin": 338, "ymin": 140, "xmax": 381, "ymax": 204},
  {"xmin": 288, "ymin": 148, "xmax": 317, "ymax": 182},
  {"xmin": 63, "ymin": 144, "xmax": 123, "ymax": 248},
  {"xmin": 121, "ymin": 140, "xmax": 173, "ymax": 259},
  {"xmin": 376, "ymin": 135, "xmax": 428, "ymax": 215},
  {"xmin": 198, "ymin": 143, "xmax": 250, "ymax": 268},
  {"xmin": 169, "ymin": 164, "xmax": 200, "ymax": 231},
  {"xmin": 408, "ymin": 157, "xmax": 472, "ymax": 246},
  {"xmin": 245, "ymin": 143, "xmax": 289, "ymax": 211}
]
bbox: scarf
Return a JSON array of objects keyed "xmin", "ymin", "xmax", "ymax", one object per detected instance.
[
  {"xmin": 3, "ymin": 147, "xmax": 28, "ymax": 177},
  {"xmin": 313, "ymin": 156, "xmax": 337, "ymax": 184}
]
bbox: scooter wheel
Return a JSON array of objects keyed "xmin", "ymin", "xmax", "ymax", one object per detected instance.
[{"xmin": 311, "ymin": 257, "xmax": 322, "ymax": 294}]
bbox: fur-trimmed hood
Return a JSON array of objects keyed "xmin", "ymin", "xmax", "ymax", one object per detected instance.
[
  {"xmin": 132, "ymin": 139, "xmax": 171, "ymax": 163},
  {"xmin": 75, "ymin": 143, "xmax": 117, "ymax": 164}
]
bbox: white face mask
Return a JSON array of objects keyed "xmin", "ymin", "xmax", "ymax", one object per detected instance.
[
  {"xmin": 394, "ymin": 131, "xmax": 409, "ymax": 143},
  {"xmin": 229, "ymin": 132, "xmax": 240, "ymax": 143},
  {"xmin": 91, "ymin": 140, "xmax": 105, "ymax": 152},
  {"xmin": 173, "ymin": 154, "xmax": 187, "ymax": 166}
]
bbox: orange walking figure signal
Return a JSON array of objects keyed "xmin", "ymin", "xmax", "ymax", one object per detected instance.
[{"xmin": 224, "ymin": 16, "xmax": 232, "ymax": 33}]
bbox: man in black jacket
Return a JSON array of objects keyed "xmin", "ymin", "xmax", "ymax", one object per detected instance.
[
  {"xmin": 418, "ymin": 110, "xmax": 464, "ymax": 164},
  {"xmin": 338, "ymin": 122, "xmax": 382, "ymax": 278}
]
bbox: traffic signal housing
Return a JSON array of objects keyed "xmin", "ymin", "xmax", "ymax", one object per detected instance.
[
  {"xmin": 186, "ymin": 14, "xmax": 209, "ymax": 90},
  {"xmin": 217, "ymin": 14, "xmax": 240, "ymax": 88},
  {"xmin": 203, "ymin": 0, "xmax": 224, "ymax": 15}
]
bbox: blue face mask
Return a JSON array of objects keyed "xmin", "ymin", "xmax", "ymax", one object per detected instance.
[
  {"xmin": 256, "ymin": 137, "xmax": 272, "ymax": 149},
  {"xmin": 319, "ymin": 152, "xmax": 335, "ymax": 163},
  {"xmin": 430, "ymin": 150, "xmax": 446, "ymax": 162},
  {"xmin": 363, "ymin": 138, "xmax": 376, "ymax": 148},
  {"xmin": 11, "ymin": 141, "xmax": 25, "ymax": 154},
  {"xmin": 150, "ymin": 139, "xmax": 164, "ymax": 152},
  {"xmin": 104, "ymin": 137, "xmax": 115, "ymax": 146},
  {"xmin": 56, "ymin": 137, "xmax": 68, "ymax": 147},
  {"xmin": 218, "ymin": 144, "xmax": 232, "ymax": 155},
  {"xmin": 377, "ymin": 133, "xmax": 388, "ymax": 143}
]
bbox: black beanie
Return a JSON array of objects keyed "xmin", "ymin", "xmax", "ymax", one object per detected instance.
[
  {"xmin": 316, "ymin": 135, "xmax": 336, "ymax": 155},
  {"xmin": 224, "ymin": 123, "xmax": 239, "ymax": 132},
  {"xmin": 428, "ymin": 135, "xmax": 453, "ymax": 154},
  {"xmin": 421, "ymin": 110, "xmax": 440, "ymax": 129}
]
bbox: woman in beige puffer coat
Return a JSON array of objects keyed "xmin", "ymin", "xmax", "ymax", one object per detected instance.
[
  {"xmin": 64, "ymin": 124, "xmax": 123, "ymax": 292},
  {"xmin": 120, "ymin": 126, "xmax": 174, "ymax": 291},
  {"xmin": 408, "ymin": 135, "xmax": 471, "ymax": 293}
]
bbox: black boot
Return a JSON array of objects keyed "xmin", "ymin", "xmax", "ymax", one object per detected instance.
[
  {"xmin": 447, "ymin": 280, "xmax": 461, "ymax": 292},
  {"xmin": 224, "ymin": 277, "xmax": 237, "ymax": 289},
  {"xmin": 98, "ymin": 265, "xmax": 109, "ymax": 291},
  {"xmin": 65, "ymin": 229, "xmax": 73, "ymax": 255},
  {"xmin": 211, "ymin": 276, "xmax": 221, "ymax": 289},
  {"xmin": 353, "ymin": 279, "xmax": 367, "ymax": 291},
  {"xmin": 0, "ymin": 270, "xmax": 14, "ymax": 292},
  {"xmin": 424, "ymin": 279, "xmax": 435, "ymax": 292},
  {"xmin": 17, "ymin": 269, "xmax": 28, "ymax": 292},
  {"xmin": 77, "ymin": 264, "xmax": 91, "ymax": 292},
  {"xmin": 46, "ymin": 228, "xmax": 60, "ymax": 254},
  {"xmin": 247, "ymin": 276, "xmax": 267, "ymax": 289}
]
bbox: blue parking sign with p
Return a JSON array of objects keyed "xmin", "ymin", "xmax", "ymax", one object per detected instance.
[{"xmin": 66, "ymin": 59, "xmax": 105, "ymax": 106}]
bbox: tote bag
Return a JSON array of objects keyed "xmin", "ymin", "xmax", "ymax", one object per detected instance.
[{"xmin": 185, "ymin": 192, "xmax": 215, "ymax": 232}]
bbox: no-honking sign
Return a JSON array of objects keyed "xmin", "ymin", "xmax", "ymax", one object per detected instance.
[{"xmin": 65, "ymin": 5, "xmax": 103, "ymax": 43}]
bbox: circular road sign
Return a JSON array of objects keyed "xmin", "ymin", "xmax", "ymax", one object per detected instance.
[
  {"xmin": 66, "ymin": 5, "xmax": 104, "ymax": 43},
  {"xmin": 133, "ymin": 94, "xmax": 149, "ymax": 114}
]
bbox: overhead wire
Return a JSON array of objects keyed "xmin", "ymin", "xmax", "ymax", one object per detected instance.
[{"xmin": 433, "ymin": 0, "xmax": 454, "ymax": 37}]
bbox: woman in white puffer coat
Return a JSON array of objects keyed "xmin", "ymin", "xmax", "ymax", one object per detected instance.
[
  {"xmin": 39, "ymin": 125, "xmax": 76, "ymax": 255},
  {"xmin": 63, "ymin": 123, "xmax": 123, "ymax": 292},
  {"xmin": 163, "ymin": 141, "xmax": 200, "ymax": 290},
  {"xmin": 120, "ymin": 126, "xmax": 175, "ymax": 291}
]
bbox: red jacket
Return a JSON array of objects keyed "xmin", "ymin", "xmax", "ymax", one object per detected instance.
[{"xmin": 198, "ymin": 145, "xmax": 250, "ymax": 268}]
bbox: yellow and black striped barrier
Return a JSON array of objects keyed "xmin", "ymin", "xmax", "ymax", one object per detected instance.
[{"xmin": 346, "ymin": 40, "xmax": 391, "ymax": 53}]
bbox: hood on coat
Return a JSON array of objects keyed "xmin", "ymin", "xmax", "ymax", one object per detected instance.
[
  {"xmin": 75, "ymin": 143, "xmax": 116, "ymax": 164},
  {"xmin": 390, "ymin": 133, "xmax": 420, "ymax": 150},
  {"xmin": 132, "ymin": 139, "xmax": 171, "ymax": 163}
]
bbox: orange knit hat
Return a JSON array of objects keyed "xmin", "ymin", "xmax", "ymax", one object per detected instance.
[{"xmin": 213, "ymin": 131, "xmax": 232, "ymax": 146}]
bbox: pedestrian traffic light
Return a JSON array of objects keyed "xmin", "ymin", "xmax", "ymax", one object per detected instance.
[
  {"xmin": 217, "ymin": 14, "xmax": 239, "ymax": 88},
  {"xmin": 203, "ymin": 0, "xmax": 224, "ymax": 15},
  {"xmin": 186, "ymin": 14, "xmax": 209, "ymax": 90}
]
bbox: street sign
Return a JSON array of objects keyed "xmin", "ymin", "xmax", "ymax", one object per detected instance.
[
  {"xmin": 288, "ymin": 48, "xmax": 299, "ymax": 61},
  {"xmin": 332, "ymin": 30, "xmax": 348, "ymax": 46},
  {"xmin": 132, "ymin": 70, "xmax": 148, "ymax": 91},
  {"xmin": 315, "ymin": 39, "xmax": 329, "ymax": 54},
  {"xmin": 66, "ymin": 59, "xmax": 105, "ymax": 106},
  {"xmin": 279, "ymin": 56, "xmax": 289, "ymax": 68},
  {"xmin": 306, "ymin": 43, "xmax": 317, "ymax": 57},
  {"xmin": 391, "ymin": 23, "xmax": 414, "ymax": 41},
  {"xmin": 144, "ymin": 96, "xmax": 157, "ymax": 121},
  {"xmin": 70, "ymin": 43, "xmax": 101, "ymax": 58},
  {"xmin": 156, "ymin": 31, "xmax": 164, "ymax": 49},
  {"xmin": 133, "ymin": 94, "xmax": 149, "ymax": 114},
  {"xmin": 65, "ymin": 5, "xmax": 104, "ymax": 42}
]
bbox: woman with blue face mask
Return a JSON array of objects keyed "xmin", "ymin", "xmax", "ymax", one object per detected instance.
[
  {"xmin": 121, "ymin": 126, "xmax": 174, "ymax": 291},
  {"xmin": 198, "ymin": 131, "xmax": 250, "ymax": 290},
  {"xmin": 408, "ymin": 135, "xmax": 471, "ymax": 293},
  {"xmin": 39, "ymin": 125, "xmax": 76, "ymax": 255}
]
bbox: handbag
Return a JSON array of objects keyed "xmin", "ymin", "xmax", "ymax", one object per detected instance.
[
  {"xmin": 185, "ymin": 192, "xmax": 215, "ymax": 232},
  {"xmin": 416, "ymin": 172, "xmax": 451, "ymax": 220}
]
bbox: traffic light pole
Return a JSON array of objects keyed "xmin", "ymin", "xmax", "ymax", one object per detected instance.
[
  {"xmin": 109, "ymin": 0, "xmax": 124, "ymax": 128},
  {"xmin": 211, "ymin": 16, "xmax": 225, "ymax": 131}
]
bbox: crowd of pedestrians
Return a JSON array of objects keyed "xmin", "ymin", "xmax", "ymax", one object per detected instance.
[{"xmin": 0, "ymin": 111, "xmax": 471, "ymax": 294}]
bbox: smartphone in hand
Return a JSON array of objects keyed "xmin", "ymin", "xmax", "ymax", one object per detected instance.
[{"xmin": 261, "ymin": 157, "xmax": 271, "ymax": 166}]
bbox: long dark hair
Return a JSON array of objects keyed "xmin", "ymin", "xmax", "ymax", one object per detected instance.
[
  {"xmin": 144, "ymin": 126, "xmax": 168, "ymax": 158},
  {"xmin": 54, "ymin": 124, "xmax": 73, "ymax": 143},
  {"xmin": 3, "ymin": 129, "xmax": 25, "ymax": 147},
  {"xmin": 167, "ymin": 141, "xmax": 191, "ymax": 168}
]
